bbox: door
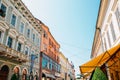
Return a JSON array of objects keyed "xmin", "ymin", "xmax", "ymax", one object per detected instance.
[{"xmin": 0, "ymin": 65, "xmax": 9, "ymax": 80}]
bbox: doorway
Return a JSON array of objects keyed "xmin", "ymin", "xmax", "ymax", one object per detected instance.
[{"xmin": 0, "ymin": 65, "xmax": 9, "ymax": 80}]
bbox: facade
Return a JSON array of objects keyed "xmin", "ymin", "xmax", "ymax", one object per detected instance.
[
  {"xmin": 80, "ymin": 0, "xmax": 120, "ymax": 80},
  {"xmin": 59, "ymin": 52, "xmax": 68, "ymax": 80},
  {"xmin": 59, "ymin": 52, "xmax": 75, "ymax": 80},
  {"xmin": 91, "ymin": 0, "xmax": 120, "ymax": 79},
  {"xmin": 0, "ymin": 0, "xmax": 42, "ymax": 80},
  {"xmin": 37, "ymin": 19, "xmax": 61, "ymax": 80},
  {"xmin": 67, "ymin": 61, "xmax": 75, "ymax": 80}
]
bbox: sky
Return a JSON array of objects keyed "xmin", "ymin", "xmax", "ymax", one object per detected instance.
[{"xmin": 22, "ymin": 0, "xmax": 100, "ymax": 76}]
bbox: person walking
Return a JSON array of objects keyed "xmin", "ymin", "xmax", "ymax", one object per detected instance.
[{"xmin": 29, "ymin": 71, "xmax": 34, "ymax": 80}]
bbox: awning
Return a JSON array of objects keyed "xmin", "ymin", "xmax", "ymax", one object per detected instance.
[
  {"xmin": 42, "ymin": 72, "xmax": 55, "ymax": 79},
  {"xmin": 79, "ymin": 44, "xmax": 120, "ymax": 76}
]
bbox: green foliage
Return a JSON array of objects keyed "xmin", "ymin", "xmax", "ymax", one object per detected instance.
[{"xmin": 92, "ymin": 67, "xmax": 108, "ymax": 80}]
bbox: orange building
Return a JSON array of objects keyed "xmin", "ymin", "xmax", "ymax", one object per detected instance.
[{"xmin": 37, "ymin": 19, "xmax": 61, "ymax": 80}]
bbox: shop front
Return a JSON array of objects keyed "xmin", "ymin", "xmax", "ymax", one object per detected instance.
[
  {"xmin": 42, "ymin": 72, "xmax": 55, "ymax": 80},
  {"xmin": 80, "ymin": 44, "xmax": 120, "ymax": 80}
]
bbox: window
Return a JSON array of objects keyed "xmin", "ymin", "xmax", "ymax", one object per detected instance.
[
  {"xmin": 32, "ymin": 33, "xmax": 35, "ymax": 42},
  {"xmin": 115, "ymin": 8, "xmax": 120, "ymax": 29},
  {"xmin": 11, "ymin": 14, "xmax": 16, "ymax": 26},
  {"xmin": 110, "ymin": 22, "xmax": 116, "ymax": 42},
  {"xmin": 58, "ymin": 64, "xmax": 61, "ymax": 73},
  {"xmin": 104, "ymin": 38, "xmax": 107, "ymax": 50},
  {"xmin": 7, "ymin": 37, "xmax": 13, "ymax": 48},
  {"xmin": 27, "ymin": 29, "xmax": 30, "ymax": 38},
  {"xmin": 49, "ymin": 59, "xmax": 52, "ymax": 70},
  {"xmin": 43, "ymin": 31, "xmax": 47, "ymax": 38},
  {"xmin": 0, "ymin": 3, "xmax": 6, "ymax": 17},
  {"xmin": 36, "ymin": 37, "xmax": 40, "ymax": 46},
  {"xmin": 25, "ymin": 47, "xmax": 29, "ymax": 55},
  {"xmin": 17, "ymin": 42, "xmax": 22, "ymax": 52},
  {"xmin": 19, "ymin": 22, "xmax": 24, "ymax": 34},
  {"xmin": 107, "ymin": 31, "xmax": 111, "ymax": 47},
  {"xmin": 42, "ymin": 54, "xmax": 49, "ymax": 69}
]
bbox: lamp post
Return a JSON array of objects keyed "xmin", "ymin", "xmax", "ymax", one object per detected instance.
[
  {"xmin": 30, "ymin": 54, "xmax": 38, "ymax": 73},
  {"xmin": 96, "ymin": 27, "xmax": 104, "ymax": 52}
]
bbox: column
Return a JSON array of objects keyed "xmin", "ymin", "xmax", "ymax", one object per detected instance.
[
  {"xmin": 13, "ymin": 38, "xmax": 17, "ymax": 50},
  {"xmin": 24, "ymin": 23, "xmax": 28, "ymax": 36},
  {"xmin": 22, "ymin": 43, "xmax": 25, "ymax": 54},
  {"xmin": 16, "ymin": 16, "xmax": 21, "ymax": 31},
  {"xmin": 5, "ymin": 6, "xmax": 13, "ymax": 24},
  {"xmin": 3, "ymin": 29, "xmax": 9, "ymax": 45}
]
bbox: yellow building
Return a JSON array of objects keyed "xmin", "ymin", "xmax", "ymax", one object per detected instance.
[
  {"xmin": 59, "ymin": 52, "xmax": 75, "ymax": 80},
  {"xmin": 59, "ymin": 52, "xmax": 68, "ymax": 80}
]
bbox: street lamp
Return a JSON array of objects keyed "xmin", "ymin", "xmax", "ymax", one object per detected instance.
[{"xmin": 30, "ymin": 54, "xmax": 38, "ymax": 73}]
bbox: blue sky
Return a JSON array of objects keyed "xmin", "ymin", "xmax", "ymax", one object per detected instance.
[{"xmin": 22, "ymin": 0, "xmax": 100, "ymax": 76}]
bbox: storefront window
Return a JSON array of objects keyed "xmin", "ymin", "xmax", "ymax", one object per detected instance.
[
  {"xmin": 49, "ymin": 59, "xmax": 52, "ymax": 70},
  {"xmin": 42, "ymin": 54, "xmax": 49, "ymax": 68}
]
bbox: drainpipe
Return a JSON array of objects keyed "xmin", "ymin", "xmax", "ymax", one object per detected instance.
[{"xmin": 39, "ymin": 52, "xmax": 42, "ymax": 80}]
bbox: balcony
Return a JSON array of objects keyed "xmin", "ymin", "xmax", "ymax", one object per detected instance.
[{"xmin": 0, "ymin": 43, "xmax": 28, "ymax": 63}]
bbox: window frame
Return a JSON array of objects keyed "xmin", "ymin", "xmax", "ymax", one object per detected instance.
[
  {"xmin": 110, "ymin": 22, "xmax": 116, "ymax": 42},
  {"xmin": 0, "ymin": 3, "xmax": 7, "ymax": 18},
  {"xmin": 32, "ymin": 33, "xmax": 35, "ymax": 43},
  {"xmin": 115, "ymin": 7, "xmax": 120, "ymax": 30},
  {"xmin": 7, "ymin": 36, "xmax": 13, "ymax": 48},
  {"xmin": 17, "ymin": 42, "xmax": 22, "ymax": 52},
  {"xmin": 19, "ymin": 22, "xmax": 25, "ymax": 34},
  {"xmin": 26, "ymin": 28, "xmax": 30, "ymax": 38},
  {"xmin": 10, "ymin": 13, "xmax": 17, "ymax": 27}
]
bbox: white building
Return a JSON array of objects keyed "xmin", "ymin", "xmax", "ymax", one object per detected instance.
[
  {"xmin": 91, "ymin": 0, "xmax": 120, "ymax": 58},
  {"xmin": 80, "ymin": 0, "xmax": 120, "ymax": 80},
  {"xmin": 0, "ymin": 0, "xmax": 42, "ymax": 80}
]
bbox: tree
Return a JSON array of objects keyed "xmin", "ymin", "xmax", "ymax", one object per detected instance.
[{"xmin": 92, "ymin": 67, "xmax": 108, "ymax": 80}]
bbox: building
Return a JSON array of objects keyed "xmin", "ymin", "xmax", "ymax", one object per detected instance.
[
  {"xmin": 0, "ymin": 0, "xmax": 42, "ymax": 80},
  {"xmin": 37, "ymin": 19, "xmax": 61, "ymax": 80},
  {"xmin": 67, "ymin": 61, "xmax": 75, "ymax": 80},
  {"xmin": 59, "ymin": 52, "xmax": 75, "ymax": 80},
  {"xmin": 80, "ymin": 0, "xmax": 120, "ymax": 80},
  {"xmin": 59, "ymin": 52, "xmax": 68, "ymax": 80}
]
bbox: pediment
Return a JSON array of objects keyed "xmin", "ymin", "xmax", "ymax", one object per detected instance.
[
  {"xmin": 18, "ymin": 35, "xmax": 26, "ymax": 43},
  {"xmin": 9, "ymin": 29, "xmax": 19, "ymax": 38}
]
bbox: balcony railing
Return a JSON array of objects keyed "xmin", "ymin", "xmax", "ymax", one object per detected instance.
[{"xmin": 0, "ymin": 43, "xmax": 28, "ymax": 63}]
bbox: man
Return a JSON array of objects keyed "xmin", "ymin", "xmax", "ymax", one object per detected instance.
[{"xmin": 29, "ymin": 71, "xmax": 34, "ymax": 80}]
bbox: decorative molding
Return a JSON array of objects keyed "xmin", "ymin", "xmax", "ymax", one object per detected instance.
[
  {"xmin": 18, "ymin": 35, "xmax": 26, "ymax": 44},
  {"xmin": 9, "ymin": 28, "xmax": 19, "ymax": 38}
]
